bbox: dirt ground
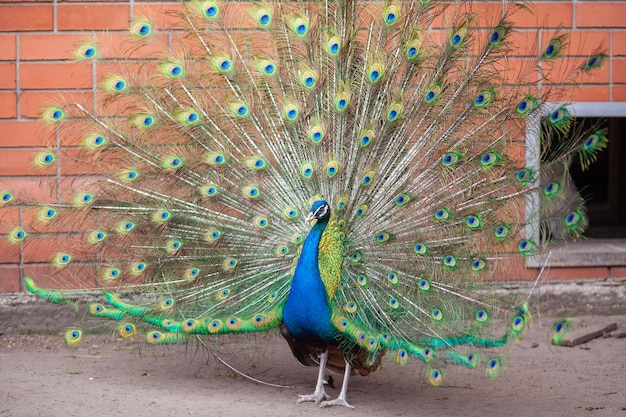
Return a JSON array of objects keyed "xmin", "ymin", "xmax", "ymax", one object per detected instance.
[{"xmin": 1, "ymin": 315, "xmax": 625, "ymax": 417}]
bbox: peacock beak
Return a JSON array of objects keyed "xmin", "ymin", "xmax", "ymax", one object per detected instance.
[{"xmin": 305, "ymin": 211, "xmax": 316, "ymax": 224}]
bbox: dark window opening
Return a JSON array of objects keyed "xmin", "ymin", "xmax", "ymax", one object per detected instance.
[{"xmin": 570, "ymin": 117, "xmax": 626, "ymax": 239}]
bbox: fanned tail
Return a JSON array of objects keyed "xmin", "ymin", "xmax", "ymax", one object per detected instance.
[{"xmin": 2, "ymin": 0, "xmax": 607, "ymax": 385}]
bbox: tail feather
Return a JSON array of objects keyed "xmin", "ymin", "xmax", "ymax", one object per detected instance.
[{"xmin": 2, "ymin": 0, "xmax": 607, "ymax": 384}]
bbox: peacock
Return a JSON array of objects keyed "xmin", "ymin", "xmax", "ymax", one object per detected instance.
[{"xmin": 1, "ymin": 0, "xmax": 607, "ymax": 408}]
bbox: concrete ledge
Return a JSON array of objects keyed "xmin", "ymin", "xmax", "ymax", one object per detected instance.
[{"xmin": 528, "ymin": 239, "xmax": 626, "ymax": 268}]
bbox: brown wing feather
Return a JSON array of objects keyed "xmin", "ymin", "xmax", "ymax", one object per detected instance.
[{"xmin": 280, "ymin": 323, "xmax": 384, "ymax": 376}]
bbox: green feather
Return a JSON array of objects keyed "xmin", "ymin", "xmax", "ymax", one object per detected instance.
[{"xmin": 13, "ymin": 0, "xmax": 609, "ymax": 407}]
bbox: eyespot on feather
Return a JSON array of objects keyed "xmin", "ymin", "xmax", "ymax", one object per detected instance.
[
  {"xmin": 199, "ymin": 1, "xmax": 219, "ymax": 19},
  {"xmin": 131, "ymin": 20, "xmax": 152, "ymax": 37},
  {"xmin": 119, "ymin": 323, "xmax": 136, "ymax": 339},
  {"xmin": 251, "ymin": 6, "xmax": 272, "ymax": 28},
  {"xmin": 64, "ymin": 329, "xmax": 82, "ymax": 347},
  {"xmin": 382, "ymin": 4, "xmax": 400, "ymax": 25},
  {"xmin": 325, "ymin": 32, "xmax": 341, "ymax": 56},
  {"xmin": 43, "ymin": 107, "xmax": 64, "ymax": 123},
  {"xmin": 8, "ymin": 228, "xmax": 26, "ymax": 243},
  {"xmin": 76, "ymin": 44, "xmax": 97, "ymax": 60}
]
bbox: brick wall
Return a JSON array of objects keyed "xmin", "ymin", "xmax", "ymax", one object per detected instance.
[{"xmin": 1, "ymin": 1, "xmax": 625, "ymax": 293}]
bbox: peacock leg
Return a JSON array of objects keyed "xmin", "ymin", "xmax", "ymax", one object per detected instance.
[
  {"xmin": 320, "ymin": 358, "xmax": 354, "ymax": 409},
  {"xmin": 296, "ymin": 350, "xmax": 331, "ymax": 404}
]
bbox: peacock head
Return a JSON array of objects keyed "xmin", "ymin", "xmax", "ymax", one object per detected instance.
[{"xmin": 305, "ymin": 200, "xmax": 330, "ymax": 224}]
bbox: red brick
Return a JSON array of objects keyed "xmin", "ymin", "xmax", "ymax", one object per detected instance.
[
  {"xmin": 19, "ymin": 90, "xmax": 92, "ymax": 119},
  {"xmin": 0, "ymin": 5, "xmax": 53, "ymax": 32},
  {"xmin": 0, "ymin": 92, "xmax": 17, "ymax": 118},
  {"xmin": 0, "ymin": 237, "xmax": 21, "ymax": 264},
  {"xmin": 531, "ymin": 48, "xmax": 609, "ymax": 89},
  {"xmin": 95, "ymin": 60, "xmax": 149, "ymax": 85},
  {"xmin": 57, "ymin": 4, "xmax": 131, "ymax": 31},
  {"xmin": 547, "ymin": 86, "xmax": 577, "ymax": 104},
  {"xmin": 0, "ymin": 121, "xmax": 46, "ymax": 147},
  {"xmin": 57, "ymin": 176, "xmax": 106, "ymax": 203},
  {"xmin": 0, "ymin": 63, "xmax": 16, "ymax": 89},
  {"xmin": 57, "ymin": 121, "xmax": 98, "ymax": 148},
  {"xmin": 133, "ymin": 3, "xmax": 185, "ymax": 30},
  {"xmin": 491, "ymin": 257, "xmax": 538, "ymax": 281},
  {"xmin": 22, "ymin": 235, "xmax": 90, "ymax": 264},
  {"xmin": 95, "ymin": 94, "xmax": 136, "ymax": 119},
  {"xmin": 96, "ymin": 32, "xmax": 171, "ymax": 60},
  {"xmin": 510, "ymin": 3, "xmax": 573, "ymax": 29},
  {"xmin": 572, "ymin": 86, "xmax": 610, "ymax": 102},
  {"xmin": 0, "ymin": 149, "xmax": 57, "ymax": 177},
  {"xmin": 20, "ymin": 207, "xmax": 62, "ymax": 235},
  {"xmin": 19, "ymin": 62, "xmax": 92, "ymax": 90},
  {"xmin": 545, "ymin": 86, "xmax": 576, "ymax": 103},
  {"xmin": 612, "ymin": 58, "xmax": 626, "ymax": 84},
  {"xmin": 577, "ymin": 3, "xmax": 626, "ymax": 28},
  {"xmin": 56, "ymin": 148, "xmax": 106, "ymax": 176},
  {"xmin": 431, "ymin": 2, "xmax": 503, "ymax": 29},
  {"xmin": 507, "ymin": 30, "xmax": 540, "ymax": 58},
  {"xmin": 572, "ymin": 59, "xmax": 611, "ymax": 84},
  {"xmin": 0, "ymin": 207, "xmax": 20, "ymax": 233},
  {"xmin": 566, "ymin": 30, "xmax": 610, "ymax": 57},
  {"xmin": 20, "ymin": 205, "xmax": 100, "ymax": 235},
  {"xmin": 493, "ymin": 58, "xmax": 539, "ymax": 85},
  {"xmin": 20, "ymin": 34, "xmax": 93, "ymax": 61},
  {"xmin": 613, "ymin": 86, "xmax": 626, "ymax": 101},
  {"xmin": 613, "ymin": 32, "xmax": 626, "ymax": 57},
  {"xmin": 506, "ymin": 141, "xmax": 527, "ymax": 166},
  {"xmin": 23, "ymin": 263, "xmax": 98, "ymax": 290},
  {"xmin": 0, "ymin": 35, "xmax": 16, "ymax": 61},
  {"xmin": 0, "ymin": 177, "xmax": 58, "ymax": 203},
  {"xmin": 0, "ymin": 265, "xmax": 21, "ymax": 293},
  {"xmin": 543, "ymin": 267, "xmax": 609, "ymax": 280},
  {"xmin": 610, "ymin": 267, "xmax": 626, "ymax": 278}
]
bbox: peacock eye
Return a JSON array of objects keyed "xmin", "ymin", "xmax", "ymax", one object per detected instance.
[{"xmin": 313, "ymin": 203, "xmax": 329, "ymax": 218}]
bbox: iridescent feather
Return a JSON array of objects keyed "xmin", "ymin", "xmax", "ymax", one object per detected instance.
[{"xmin": 3, "ymin": 0, "xmax": 607, "ymax": 409}]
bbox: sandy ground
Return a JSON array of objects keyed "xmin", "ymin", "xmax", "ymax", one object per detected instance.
[{"xmin": 1, "ymin": 315, "xmax": 625, "ymax": 417}]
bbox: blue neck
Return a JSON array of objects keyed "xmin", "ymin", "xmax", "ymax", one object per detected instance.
[{"xmin": 283, "ymin": 218, "xmax": 334, "ymax": 342}]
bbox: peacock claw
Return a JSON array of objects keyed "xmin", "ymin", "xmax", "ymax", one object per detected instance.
[
  {"xmin": 320, "ymin": 398, "xmax": 355, "ymax": 409},
  {"xmin": 296, "ymin": 391, "xmax": 331, "ymax": 404}
]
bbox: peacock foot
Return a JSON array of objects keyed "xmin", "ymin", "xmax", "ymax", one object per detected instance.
[
  {"xmin": 320, "ymin": 397, "xmax": 355, "ymax": 409},
  {"xmin": 296, "ymin": 390, "xmax": 331, "ymax": 404}
]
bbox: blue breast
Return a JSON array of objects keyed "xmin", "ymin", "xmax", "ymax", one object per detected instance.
[{"xmin": 283, "ymin": 219, "xmax": 335, "ymax": 343}]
